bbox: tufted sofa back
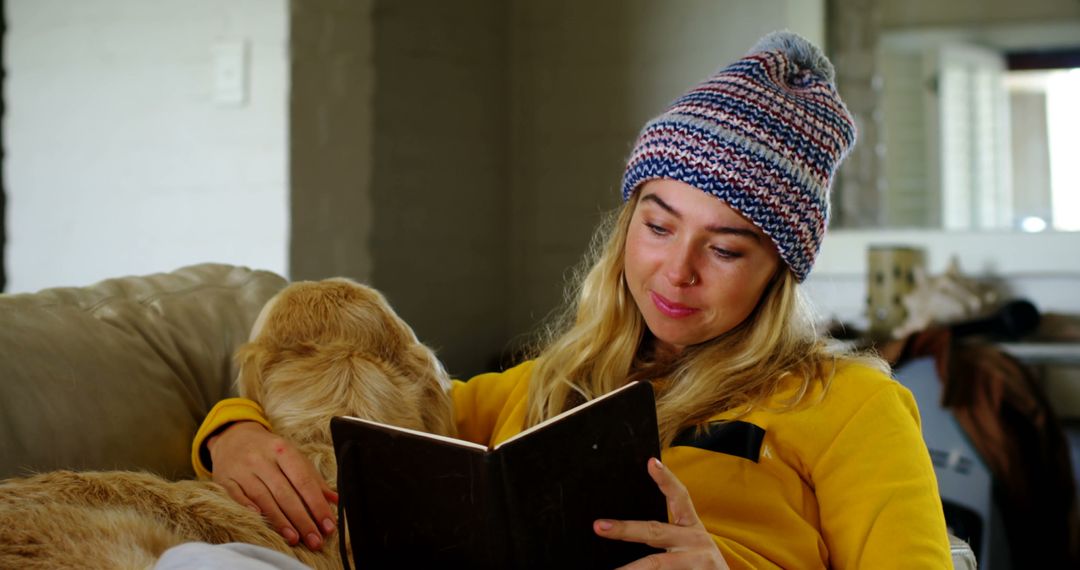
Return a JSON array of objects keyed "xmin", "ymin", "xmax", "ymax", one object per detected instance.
[{"xmin": 0, "ymin": 264, "xmax": 287, "ymax": 480}]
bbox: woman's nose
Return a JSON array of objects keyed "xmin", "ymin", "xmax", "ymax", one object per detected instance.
[{"xmin": 664, "ymin": 244, "xmax": 698, "ymax": 287}]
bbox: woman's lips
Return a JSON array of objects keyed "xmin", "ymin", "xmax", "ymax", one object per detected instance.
[{"xmin": 650, "ymin": 291, "xmax": 699, "ymax": 318}]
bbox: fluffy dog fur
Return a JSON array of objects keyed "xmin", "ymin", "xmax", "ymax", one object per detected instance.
[{"xmin": 0, "ymin": 278, "xmax": 456, "ymax": 570}]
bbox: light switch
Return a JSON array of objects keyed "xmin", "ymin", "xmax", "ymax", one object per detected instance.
[{"xmin": 213, "ymin": 40, "xmax": 248, "ymax": 106}]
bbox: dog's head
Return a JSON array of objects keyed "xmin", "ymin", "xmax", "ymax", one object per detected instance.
[{"xmin": 235, "ymin": 279, "xmax": 456, "ymax": 457}]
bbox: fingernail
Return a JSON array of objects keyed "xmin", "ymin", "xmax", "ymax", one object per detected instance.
[
  {"xmin": 652, "ymin": 457, "xmax": 665, "ymax": 469},
  {"xmin": 322, "ymin": 518, "xmax": 336, "ymax": 534},
  {"xmin": 597, "ymin": 520, "xmax": 614, "ymax": 531},
  {"xmin": 305, "ymin": 532, "xmax": 323, "ymax": 550},
  {"xmin": 281, "ymin": 527, "xmax": 299, "ymax": 545}
]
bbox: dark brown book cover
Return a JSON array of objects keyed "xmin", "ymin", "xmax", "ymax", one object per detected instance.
[{"xmin": 331, "ymin": 380, "xmax": 665, "ymax": 569}]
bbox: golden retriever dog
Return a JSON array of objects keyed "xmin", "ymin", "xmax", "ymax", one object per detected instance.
[{"xmin": 0, "ymin": 278, "xmax": 456, "ymax": 570}]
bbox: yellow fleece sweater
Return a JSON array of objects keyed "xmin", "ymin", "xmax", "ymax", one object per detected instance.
[{"xmin": 193, "ymin": 360, "xmax": 952, "ymax": 569}]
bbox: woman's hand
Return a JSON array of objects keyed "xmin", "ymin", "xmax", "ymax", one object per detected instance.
[
  {"xmin": 594, "ymin": 458, "xmax": 729, "ymax": 569},
  {"xmin": 207, "ymin": 421, "xmax": 338, "ymax": 550}
]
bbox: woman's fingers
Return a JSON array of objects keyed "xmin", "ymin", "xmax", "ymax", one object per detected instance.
[
  {"xmin": 208, "ymin": 421, "xmax": 333, "ymax": 550},
  {"xmin": 594, "ymin": 458, "xmax": 729, "ymax": 569},
  {"xmin": 595, "ymin": 517, "xmax": 727, "ymax": 570},
  {"xmin": 594, "ymin": 518, "xmax": 712, "ymax": 550},
  {"xmin": 616, "ymin": 550, "xmax": 718, "ymax": 570},
  {"xmin": 594, "ymin": 458, "xmax": 709, "ymax": 549},
  {"xmin": 647, "ymin": 458, "xmax": 701, "ymax": 529},
  {"xmin": 217, "ymin": 473, "xmax": 261, "ymax": 514},
  {"xmin": 274, "ymin": 450, "xmax": 337, "ymax": 547},
  {"xmin": 245, "ymin": 473, "xmax": 304, "ymax": 546}
]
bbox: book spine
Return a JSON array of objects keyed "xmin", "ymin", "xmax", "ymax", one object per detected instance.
[
  {"xmin": 482, "ymin": 452, "xmax": 513, "ymax": 568},
  {"xmin": 495, "ymin": 451, "xmax": 520, "ymax": 563}
]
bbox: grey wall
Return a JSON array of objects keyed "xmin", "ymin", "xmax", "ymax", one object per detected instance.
[
  {"xmin": 291, "ymin": 0, "xmax": 376, "ymax": 285},
  {"xmin": 369, "ymin": 0, "xmax": 511, "ymax": 376}
]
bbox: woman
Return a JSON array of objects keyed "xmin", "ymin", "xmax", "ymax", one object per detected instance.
[{"xmin": 194, "ymin": 31, "xmax": 952, "ymax": 568}]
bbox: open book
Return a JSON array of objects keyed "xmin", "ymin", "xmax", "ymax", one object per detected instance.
[{"xmin": 330, "ymin": 380, "xmax": 665, "ymax": 569}]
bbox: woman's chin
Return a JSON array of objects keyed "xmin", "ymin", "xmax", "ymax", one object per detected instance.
[{"xmin": 647, "ymin": 329, "xmax": 699, "ymax": 355}]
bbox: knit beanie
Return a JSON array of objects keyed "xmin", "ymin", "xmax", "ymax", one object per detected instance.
[{"xmin": 621, "ymin": 31, "xmax": 856, "ymax": 282}]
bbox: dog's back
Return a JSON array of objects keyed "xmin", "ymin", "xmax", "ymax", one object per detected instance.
[{"xmin": 0, "ymin": 470, "xmax": 318, "ymax": 570}]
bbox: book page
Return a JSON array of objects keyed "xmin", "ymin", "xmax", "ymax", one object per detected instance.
[
  {"xmin": 338, "ymin": 416, "xmax": 489, "ymax": 452},
  {"xmin": 493, "ymin": 381, "xmax": 645, "ymax": 450}
]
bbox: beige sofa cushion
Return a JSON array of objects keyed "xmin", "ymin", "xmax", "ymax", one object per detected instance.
[{"xmin": 0, "ymin": 264, "xmax": 287, "ymax": 480}]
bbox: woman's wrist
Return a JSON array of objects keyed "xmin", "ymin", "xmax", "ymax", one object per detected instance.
[
  {"xmin": 192, "ymin": 398, "xmax": 274, "ymax": 478},
  {"xmin": 207, "ymin": 420, "xmax": 264, "ymax": 451},
  {"xmin": 201, "ymin": 420, "xmax": 268, "ymax": 475}
]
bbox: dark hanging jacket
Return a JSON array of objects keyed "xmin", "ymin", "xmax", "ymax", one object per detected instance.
[{"xmin": 881, "ymin": 327, "xmax": 1080, "ymax": 569}]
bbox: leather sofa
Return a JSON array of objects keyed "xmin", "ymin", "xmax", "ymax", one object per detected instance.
[{"xmin": 0, "ymin": 263, "xmax": 286, "ymax": 481}]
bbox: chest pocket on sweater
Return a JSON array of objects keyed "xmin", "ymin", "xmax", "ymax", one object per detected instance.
[{"xmin": 672, "ymin": 421, "xmax": 766, "ymax": 463}]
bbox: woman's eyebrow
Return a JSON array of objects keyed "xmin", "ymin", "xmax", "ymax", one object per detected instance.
[
  {"xmin": 640, "ymin": 192, "xmax": 763, "ymax": 242},
  {"xmin": 641, "ymin": 192, "xmax": 678, "ymax": 216}
]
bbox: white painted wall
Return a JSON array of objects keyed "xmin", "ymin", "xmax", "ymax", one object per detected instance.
[{"xmin": 5, "ymin": 0, "xmax": 289, "ymax": 292}]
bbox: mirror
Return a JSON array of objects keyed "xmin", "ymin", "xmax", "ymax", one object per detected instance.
[
  {"xmin": 828, "ymin": 8, "xmax": 1080, "ymax": 232},
  {"xmin": 877, "ymin": 25, "xmax": 1080, "ymax": 231}
]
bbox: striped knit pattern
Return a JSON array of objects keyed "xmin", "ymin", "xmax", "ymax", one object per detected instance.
[{"xmin": 621, "ymin": 31, "xmax": 856, "ymax": 282}]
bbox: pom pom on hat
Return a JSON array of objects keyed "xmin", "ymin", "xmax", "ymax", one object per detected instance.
[
  {"xmin": 748, "ymin": 30, "xmax": 836, "ymax": 82},
  {"xmin": 621, "ymin": 30, "xmax": 856, "ymax": 282}
]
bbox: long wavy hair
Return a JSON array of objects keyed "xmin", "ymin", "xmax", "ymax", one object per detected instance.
[{"xmin": 524, "ymin": 191, "xmax": 886, "ymax": 447}]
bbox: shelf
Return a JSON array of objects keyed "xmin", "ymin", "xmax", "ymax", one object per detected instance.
[{"xmin": 996, "ymin": 343, "xmax": 1080, "ymax": 366}]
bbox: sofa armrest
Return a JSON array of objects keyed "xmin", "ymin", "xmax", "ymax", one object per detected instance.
[{"xmin": 0, "ymin": 263, "xmax": 287, "ymax": 480}]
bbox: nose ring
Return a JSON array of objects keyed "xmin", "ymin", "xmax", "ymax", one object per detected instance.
[{"xmin": 688, "ymin": 275, "xmax": 698, "ymax": 286}]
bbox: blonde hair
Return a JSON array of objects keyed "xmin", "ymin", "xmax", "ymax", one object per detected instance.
[{"xmin": 525, "ymin": 193, "xmax": 886, "ymax": 446}]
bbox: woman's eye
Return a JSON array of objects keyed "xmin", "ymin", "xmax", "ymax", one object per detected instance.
[
  {"xmin": 646, "ymin": 223, "xmax": 669, "ymax": 236},
  {"xmin": 711, "ymin": 247, "xmax": 740, "ymax": 260}
]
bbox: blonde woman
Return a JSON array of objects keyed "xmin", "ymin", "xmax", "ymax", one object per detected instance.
[{"xmin": 194, "ymin": 31, "xmax": 952, "ymax": 568}]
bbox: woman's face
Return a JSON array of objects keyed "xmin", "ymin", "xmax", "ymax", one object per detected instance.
[{"xmin": 623, "ymin": 179, "xmax": 781, "ymax": 354}]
